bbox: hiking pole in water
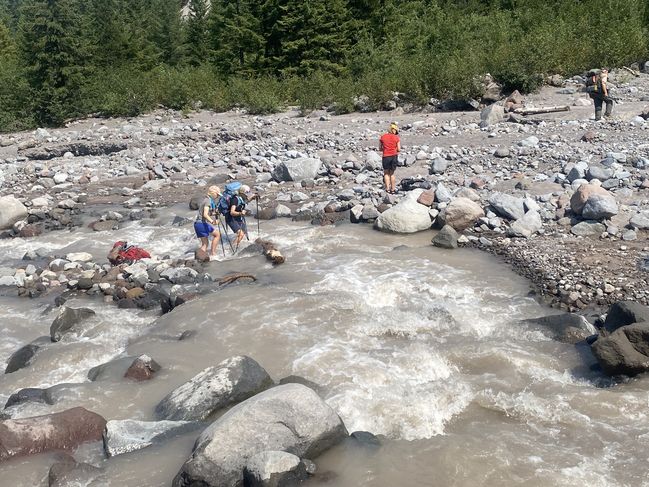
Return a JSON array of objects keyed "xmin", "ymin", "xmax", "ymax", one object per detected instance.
[
  {"xmin": 256, "ymin": 198, "xmax": 260, "ymax": 236},
  {"xmin": 219, "ymin": 216, "xmax": 235, "ymax": 253}
]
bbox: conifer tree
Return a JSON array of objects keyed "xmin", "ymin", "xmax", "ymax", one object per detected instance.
[
  {"xmin": 209, "ymin": 0, "xmax": 263, "ymax": 75},
  {"xmin": 186, "ymin": 0, "xmax": 209, "ymax": 65},
  {"xmin": 18, "ymin": 0, "xmax": 90, "ymax": 125},
  {"xmin": 152, "ymin": 0, "xmax": 184, "ymax": 66}
]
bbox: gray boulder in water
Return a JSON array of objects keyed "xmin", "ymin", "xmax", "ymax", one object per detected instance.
[
  {"xmin": 172, "ymin": 383, "xmax": 348, "ymax": 487},
  {"xmin": 272, "ymin": 158, "xmax": 322, "ymax": 182},
  {"xmin": 0, "ymin": 196, "xmax": 28, "ymax": 230},
  {"xmin": 432, "ymin": 225, "xmax": 459, "ymax": 249},
  {"xmin": 375, "ymin": 190, "xmax": 432, "ymax": 234},
  {"xmin": 438, "ymin": 197, "xmax": 484, "ymax": 231},
  {"xmin": 243, "ymin": 450, "xmax": 308, "ymax": 487},
  {"xmin": 155, "ymin": 355, "xmax": 273, "ymax": 421},
  {"xmin": 591, "ymin": 323, "xmax": 649, "ymax": 376},
  {"xmin": 604, "ymin": 301, "xmax": 649, "ymax": 333},
  {"xmin": 5, "ymin": 336, "xmax": 51, "ymax": 374},
  {"xmin": 523, "ymin": 313, "xmax": 596, "ymax": 344},
  {"xmin": 103, "ymin": 419, "xmax": 196, "ymax": 457},
  {"xmin": 50, "ymin": 306, "xmax": 96, "ymax": 342}
]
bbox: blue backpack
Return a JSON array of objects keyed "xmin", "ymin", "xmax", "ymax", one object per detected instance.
[{"xmin": 217, "ymin": 182, "xmax": 242, "ymax": 215}]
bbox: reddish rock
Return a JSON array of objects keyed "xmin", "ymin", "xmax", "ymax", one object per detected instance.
[
  {"xmin": 581, "ymin": 130, "xmax": 596, "ymax": 142},
  {"xmin": 470, "ymin": 178, "xmax": 486, "ymax": 190},
  {"xmin": 18, "ymin": 224, "xmax": 42, "ymax": 238},
  {"xmin": 417, "ymin": 190, "xmax": 436, "ymax": 207},
  {"xmin": 376, "ymin": 203, "xmax": 391, "ymax": 213},
  {"xmin": 641, "ymin": 179, "xmax": 649, "ymax": 189},
  {"xmin": 124, "ymin": 354, "xmax": 161, "ymax": 381},
  {"xmin": 195, "ymin": 249, "xmax": 210, "ymax": 263},
  {"xmin": 0, "ymin": 407, "xmax": 106, "ymax": 461},
  {"xmin": 570, "ymin": 184, "xmax": 612, "ymax": 215}
]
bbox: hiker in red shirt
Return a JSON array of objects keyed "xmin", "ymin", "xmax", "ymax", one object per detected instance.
[{"xmin": 379, "ymin": 122, "xmax": 401, "ymax": 194}]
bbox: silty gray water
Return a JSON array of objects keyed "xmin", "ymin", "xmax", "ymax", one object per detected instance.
[{"xmin": 0, "ymin": 214, "xmax": 647, "ymax": 487}]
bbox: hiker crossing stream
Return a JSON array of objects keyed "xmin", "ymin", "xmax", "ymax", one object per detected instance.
[{"xmin": 0, "ymin": 214, "xmax": 647, "ymax": 486}]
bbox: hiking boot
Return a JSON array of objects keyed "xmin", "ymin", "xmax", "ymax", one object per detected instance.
[{"xmin": 594, "ymin": 109, "xmax": 602, "ymax": 121}]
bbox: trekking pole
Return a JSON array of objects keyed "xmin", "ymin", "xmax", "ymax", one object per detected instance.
[
  {"xmin": 242, "ymin": 215, "xmax": 250, "ymax": 241},
  {"xmin": 219, "ymin": 216, "xmax": 235, "ymax": 253},
  {"xmin": 256, "ymin": 198, "xmax": 260, "ymax": 237}
]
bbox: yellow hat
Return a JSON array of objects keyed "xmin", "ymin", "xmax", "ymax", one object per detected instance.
[{"xmin": 390, "ymin": 123, "xmax": 399, "ymax": 133}]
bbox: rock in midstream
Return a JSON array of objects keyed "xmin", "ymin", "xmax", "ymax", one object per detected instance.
[
  {"xmin": 155, "ymin": 355, "xmax": 273, "ymax": 421},
  {"xmin": 172, "ymin": 383, "xmax": 348, "ymax": 487}
]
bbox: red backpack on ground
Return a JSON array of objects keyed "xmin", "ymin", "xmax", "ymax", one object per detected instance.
[{"xmin": 108, "ymin": 241, "xmax": 151, "ymax": 265}]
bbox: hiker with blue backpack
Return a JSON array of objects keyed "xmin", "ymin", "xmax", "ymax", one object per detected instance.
[
  {"xmin": 194, "ymin": 185, "xmax": 222, "ymax": 258},
  {"xmin": 224, "ymin": 184, "xmax": 258, "ymax": 250}
]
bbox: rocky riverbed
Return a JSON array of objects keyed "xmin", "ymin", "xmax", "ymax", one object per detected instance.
[{"xmin": 1, "ymin": 69, "xmax": 649, "ymax": 314}]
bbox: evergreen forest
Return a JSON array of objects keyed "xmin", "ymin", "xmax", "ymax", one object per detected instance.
[{"xmin": 0, "ymin": 0, "xmax": 647, "ymax": 131}]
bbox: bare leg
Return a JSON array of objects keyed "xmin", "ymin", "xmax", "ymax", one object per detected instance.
[
  {"xmin": 236, "ymin": 230, "xmax": 245, "ymax": 247},
  {"xmin": 390, "ymin": 172, "xmax": 396, "ymax": 193},
  {"xmin": 210, "ymin": 230, "xmax": 220, "ymax": 256},
  {"xmin": 383, "ymin": 172, "xmax": 390, "ymax": 191},
  {"xmin": 199, "ymin": 237, "xmax": 208, "ymax": 252}
]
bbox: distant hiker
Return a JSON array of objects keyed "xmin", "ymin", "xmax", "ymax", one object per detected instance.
[
  {"xmin": 379, "ymin": 122, "xmax": 401, "ymax": 194},
  {"xmin": 587, "ymin": 68, "xmax": 614, "ymax": 121},
  {"xmin": 194, "ymin": 185, "xmax": 221, "ymax": 258},
  {"xmin": 226, "ymin": 184, "xmax": 258, "ymax": 249}
]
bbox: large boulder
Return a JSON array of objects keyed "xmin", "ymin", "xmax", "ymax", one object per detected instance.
[
  {"xmin": 243, "ymin": 451, "xmax": 308, "ymax": 487},
  {"xmin": 0, "ymin": 407, "xmax": 106, "ymax": 460},
  {"xmin": 374, "ymin": 191, "xmax": 432, "ymax": 234},
  {"xmin": 50, "ymin": 306, "xmax": 96, "ymax": 342},
  {"xmin": 488, "ymin": 193, "xmax": 525, "ymax": 221},
  {"xmin": 48, "ymin": 459, "xmax": 103, "ymax": 487},
  {"xmin": 439, "ymin": 198, "xmax": 484, "ymax": 231},
  {"xmin": 172, "ymin": 383, "xmax": 348, "ymax": 487},
  {"xmin": 272, "ymin": 158, "xmax": 322, "ymax": 182},
  {"xmin": 0, "ymin": 196, "xmax": 28, "ymax": 230},
  {"xmin": 155, "ymin": 355, "xmax": 273, "ymax": 421},
  {"xmin": 591, "ymin": 323, "xmax": 649, "ymax": 376},
  {"xmin": 507, "ymin": 210, "xmax": 542, "ymax": 238},
  {"xmin": 581, "ymin": 194, "xmax": 618, "ymax": 220},
  {"xmin": 103, "ymin": 419, "xmax": 196, "ymax": 457},
  {"xmin": 5, "ymin": 336, "xmax": 51, "ymax": 374},
  {"xmin": 604, "ymin": 301, "xmax": 649, "ymax": 333},
  {"xmin": 629, "ymin": 211, "xmax": 649, "ymax": 230},
  {"xmin": 570, "ymin": 184, "xmax": 613, "ymax": 215},
  {"xmin": 364, "ymin": 151, "xmax": 382, "ymax": 171}
]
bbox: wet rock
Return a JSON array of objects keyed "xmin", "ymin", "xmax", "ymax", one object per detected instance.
[
  {"xmin": 172, "ymin": 384, "xmax": 348, "ymax": 487},
  {"xmin": 21, "ymin": 141, "xmax": 127, "ymax": 160},
  {"xmin": 604, "ymin": 301, "xmax": 649, "ymax": 333},
  {"xmin": 523, "ymin": 314, "xmax": 596, "ymax": 344},
  {"xmin": 189, "ymin": 196, "xmax": 202, "ymax": 211},
  {"xmin": 4, "ymin": 388, "xmax": 53, "ymax": 409},
  {"xmin": 103, "ymin": 419, "xmax": 195, "ymax": 457},
  {"xmin": 90, "ymin": 220, "xmax": 119, "ymax": 232},
  {"xmin": 19, "ymin": 224, "xmax": 43, "ymax": 238},
  {"xmin": 5, "ymin": 336, "xmax": 51, "ymax": 374},
  {"xmin": 488, "ymin": 193, "xmax": 525, "ymax": 221},
  {"xmin": 439, "ymin": 198, "xmax": 484, "ymax": 231},
  {"xmin": 0, "ymin": 407, "xmax": 106, "ymax": 461},
  {"xmin": 48, "ymin": 458, "xmax": 103, "ymax": 487},
  {"xmin": 591, "ymin": 323, "xmax": 649, "ymax": 376},
  {"xmin": 124, "ymin": 354, "xmax": 161, "ymax": 381},
  {"xmin": 195, "ymin": 248, "xmax": 210, "ymax": 263},
  {"xmin": 88, "ymin": 356, "xmax": 136, "ymax": 381},
  {"xmin": 155, "ymin": 355, "xmax": 273, "ymax": 421},
  {"xmin": 0, "ymin": 196, "xmax": 28, "ymax": 230},
  {"xmin": 160, "ymin": 267, "xmax": 199, "ymax": 284},
  {"xmin": 375, "ymin": 191, "xmax": 432, "ymax": 234},
  {"xmin": 432, "ymin": 225, "xmax": 459, "ymax": 249},
  {"xmin": 243, "ymin": 450, "xmax": 308, "ymax": 487},
  {"xmin": 50, "ymin": 306, "xmax": 96, "ymax": 342},
  {"xmin": 349, "ymin": 431, "xmax": 382, "ymax": 449},
  {"xmin": 272, "ymin": 158, "xmax": 322, "ymax": 182},
  {"xmin": 278, "ymin": 375, "xmax": 322, "ymax": 394}
]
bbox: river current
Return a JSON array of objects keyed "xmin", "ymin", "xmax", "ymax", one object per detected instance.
[{"xmin": 0, "ymin": 209, "xmax": 647, "ymax": 486}]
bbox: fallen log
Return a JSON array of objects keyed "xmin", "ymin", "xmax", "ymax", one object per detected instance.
[
  {"xmin": 255, "ymin": 238, "xmax": 285, "ymax": 265},
  {"xmin": 622, "ymin": 66, "xmax": 641, "ymax": 77},
  {"xmin": 218, "ymin": 273, "xmax": 257, "ymax": 287},
  {"xmin": 514, "ymin": 105, "xmax": 570, "ymax": 116}
]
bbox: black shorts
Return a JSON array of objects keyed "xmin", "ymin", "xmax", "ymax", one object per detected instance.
[
  {"xmin": 226, "ymin": 217, "xmax": 245, "ymax": 233},
  {"xmin": 382, "ymin": 155, "xmax": 398, "ymax": 171}
]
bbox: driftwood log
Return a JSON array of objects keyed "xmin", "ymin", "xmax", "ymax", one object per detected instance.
[
  {"xmin": 514, "ymin": 105, "xmax": 570, "ymax": 116},
  {"xmin": 255, "ymin": 238, "xmax": 285, "ymax": 265},
  {"xmin": 218, "ymin": 273, "xmax": 257, "ymax": 287}
]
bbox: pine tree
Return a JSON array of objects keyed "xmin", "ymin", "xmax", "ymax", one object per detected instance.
[
  {"xmin": 152, "ymin": 0, "xmax": 184, "ymax": 65},
  {"xmin": 209, "ymin": 0, "xmax": 263, "ymax": 75},
  {"xmin": 270, "ymin": 0, "xmax": 353, "ymax": 77},
  {"xmin": 18, "ymin": 0, "xmax": 91, "ymax": 125},
  {"xmin": 186, "ymin": 0, "xmax": 209, "ymax": 65}
]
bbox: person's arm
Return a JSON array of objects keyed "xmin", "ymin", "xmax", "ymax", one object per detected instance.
[
  {"xmin": 397, "ymin": 139, "xmax": 401, "ymax": 153},
  {"xmin": 602, "ymin": 79, "xmax": 608, "ymax": 97},
  {"xmin": 202, "ymin": 205, "xmax": 216, "ymax": 224},
  {"xmin": 379, "ymin": 135, "xmax": 384, "ymax": 152},
  {"xmin": 230, "ymin": 204, "xmax": 246, "ymax": 217}
]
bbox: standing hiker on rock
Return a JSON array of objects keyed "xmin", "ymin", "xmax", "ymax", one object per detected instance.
[
  {"xmin": 194, "ymin": 186, "xmax": 222, "ymax": 258},
  {"xmin": 587, "ymin": 68, "xmax": 614, "ymax": 121},
  {"xmin": 226, "ymin": 185, "xmax": 258, "ymax": 250},
  {"xmin": 379, "ymin": 122, "xmax": 401, "ymax": 194}
]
